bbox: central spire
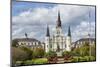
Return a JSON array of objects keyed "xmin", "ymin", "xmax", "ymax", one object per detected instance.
[
  {"xmin": 56, "ymin": 11, "xmax": 61, "ymax": 28},
  {"xmin": 46, "ymin": 25, "xmax": 50, "ymax": 37}
]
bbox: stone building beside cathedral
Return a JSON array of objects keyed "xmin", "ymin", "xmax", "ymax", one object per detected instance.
[{"xmin": 45, "ymin": 12, "xmax": 72, "ymax": 56}]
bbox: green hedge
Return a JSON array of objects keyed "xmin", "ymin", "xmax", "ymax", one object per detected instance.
[
  {"xmin": 71, "ymin": 56, "xmax": 96, "ymax": 62},
  {"xmin": 71, "ymin": 57, "xmax": 79, "ymax": 62},
  {"xmin": 15, "ymin": 58, "xmax": 48, "ymax": 66},
  {"xmin": 33, "ymin": 58, "xmax": 48, "ymax": 64},
  {"xmin": 45, "ymin": 51, "xmax": 57, "ymax": 58},
  {"xmin": 22, "ymin": 60, "xmax": 34, "ymax": 65},
  {"xmin": 16, "ymin": 61, "xmax": 23, "ymax": 66}
]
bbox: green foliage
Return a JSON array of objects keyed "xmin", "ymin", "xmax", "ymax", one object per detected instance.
[
  {"xmin": 71, "ymin": 56, "xmax": 96, "ymax": 62},
  {"xmin": 62, "ymin": 51, "xmax": 70, "ymax": 56},
  {"xmin": 62, "ymin": 51, "xmax": 72, "ymax": 60},
  {"xmin": 88, "ymin": 56, "xmax": 96, "ymax": 61},
  {"xmin": 32, "ymin": 47, "xmax": 45, "ymax": 58},
  {"xmin": 20, "ymin": 46, "xmax": 33, "ymax": 60},
  {"xmin": 15, "ymin": 61, "xmax": 23, "ymax": 66},
  {"xmin": 22, "ymin": 60, "xmax": 34, "ymax": 65},
  {"xmin": 78, "ymin": 57, "xmax": 88, "ymax": 62},
  {"xmin": 79, "ymin": 46, "xmax": 89, "ymax": 56},
  {"xmin": 71, "ymin": 57, "xmax": 79, "ymax": 62},
  {"xmin": 12, "ymin": 47, "xmax": 28, "ymax": 61},
  {"xmin": 33, "ymin": 58, "xmax": 48, "ymax": 64},
  {"xmin": 45, "ymin": 51, "xmax": 57, "ymax": 63},
  {"xmin": 91, "ymin": 45, "xmax": 96, "ymax": 57},
  {"xmin": 72, "ymin": 48, "xmax": 80, "ymax": 56},
  {"xmin": 45, "ymin": 51, "xmax": 57, "ymax": 58},
  {"xmin": 16, "ymin": 58, "xmax": 48, "ymax": 65},
  {"xmin": 12, "ymin": 47, "xmax": 28, "ymax": 66},
  {"xmin": 12, "ymin": 39, "xmax": 18, "ymax": 47},
  {"xmin": 72, "ymin": 43, "xmax": 96, "ymax": 57}
]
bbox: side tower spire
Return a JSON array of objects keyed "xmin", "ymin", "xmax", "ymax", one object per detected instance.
[
  {"xmin": 45, "ymin": 25, "xmax": 50, "ymax": 52},
  {"xmin": 68, "ymin": 26, "xmax": 71, "ymax": 37},
  {"xmin": 66, "ymin": 26, "xmax": 72, "ymax": 51}
]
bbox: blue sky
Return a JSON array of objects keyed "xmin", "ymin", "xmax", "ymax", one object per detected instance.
[
  {"xmin": 12, "ymin": 1, "xmax": 96, "ymax": 42},
  {"xmin": 12, "ymin": 1, "xmax": 57, "ymax": 16}
]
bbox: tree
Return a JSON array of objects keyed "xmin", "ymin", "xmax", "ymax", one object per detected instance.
[
  {"xmin": 19, "ymin": 46, "xmax": 33, "ymax": 60},
  {"xmin": 72, "ymin": 47, "xmax": 80, "ymax": 56},
  {"xmin": 32, "ymin": 47, "xmax": 45, "ymax": 58},
  {"xmin": 62, "ymin": 51, "xmax": 73, "ymax": 60},
  {"xmin": 11, "ymin": 47, "xmax": 28, "ymax": 66},
  {"xmin": 12, "ymin": 39, "xmax": 19, "ymax": 47},
  {"xmin": 72, "ymin": 42, "xmax": 95, "ymax": 57},
  {"xmin": 79, "ymin": 45, "xmax": 89, "ymax": 56},
  {"xmin": 45, "ymin": 51, "xmax": 57, "ymax": 63},
  {"xmin": 91, "ymin": 44, "xmax": 96, "ymax": 57}
]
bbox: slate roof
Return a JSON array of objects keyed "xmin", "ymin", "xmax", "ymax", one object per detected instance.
[
  {"xmin": 73, "ymin": 38, "xmax": 95, "ymax": 46},
  {"xmin": 76, "ymin": 38, "xmax": 95, "ymax": 43},
  {"xmin": 13, "ymin": 38, "xmax": 40, "ymax": 42}
]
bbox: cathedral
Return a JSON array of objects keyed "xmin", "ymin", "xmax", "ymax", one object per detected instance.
[{"xmin": 45, "ymin": 11, "xmax": 72, "ymax": 56}]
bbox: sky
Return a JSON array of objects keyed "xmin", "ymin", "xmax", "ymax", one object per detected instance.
[{"xmin": 12, "ymin": 1, "xmax": 96, "ymax": 42}]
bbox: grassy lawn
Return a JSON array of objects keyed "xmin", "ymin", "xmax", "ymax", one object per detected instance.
[
  {"xmin": 15, "ymin": 56, "xmax": 96, "ymax": 66},
  {"xmin": 33, "ymin": 58, "xmax": 48, "ymax": 64},
  {"xmin": 16, "ymin": 58, "xmax": 48, "ymax": 66},
  {"xmin": 66, "ymin": 56, "xmax": 96, "ymax": 62}
]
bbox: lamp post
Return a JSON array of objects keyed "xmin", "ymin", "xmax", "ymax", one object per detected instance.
[{"xmin": 88, "ymin": 7, "xmax": 91, "ymax": 56}]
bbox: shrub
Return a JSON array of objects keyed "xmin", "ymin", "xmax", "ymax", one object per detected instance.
[
  {"xmin": 88, "ymin": 56, "xmax": 96, "ymax": 61},
  {"xmin": 83, "ymin": 56, "xmax": 89, "ymax": 61},
  {"xmin": 22, "ymin": 60, "xmax": 34, "ymax": 65},
  {"xmin": 15, "ymin": 61, "xmax": 23, "ymax": 66},
  {"xmin": 78, "ymin": 57, "xmax": 87, "ymax": 62},
  {"xmin": 91, "ymin": 45, "xmax": 96, "ymax": 57},
  {"xmin": 45, "ymin": 51, "xmax": 57, "ymax": 63},
  {"xmin": 19, "ymin": 46, "xmax": 33, "ymax": 60},
  {"xmin": 33, "ymin": 47, "xmax": 45, "ymax": 58},
  {"xmin": 12, "ymin": 39, "xmax": 19, "ymax": 47},
  {"xmin": 72, "ymin": 43, "xmax": 96, "ymax": 57},
  {"xmin": 71, "ymin": 56, "xmax": 96, "ymax": 62},
  {"xmin": 71, "ymin": 57, "xmax": 79, "ymax": 62},
  {"xmin": 12, "ymin": 47, "xmax": 28, "ymax": 66},
  {"xmin": 45, "ymin": 51, "xmax": 57, "ymax": 58},
  {"xmin": 62, "ymin": 51, "xmax": 72, "ymax": 60},
  {"xmin": 33, "ymin": 58, "xmax": 48, "ymax": 64}
]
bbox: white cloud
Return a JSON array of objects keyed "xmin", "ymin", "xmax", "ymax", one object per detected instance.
[
  {"xmin": 72, "ymin": 21, "xmax": 95, "ymax": 42},
  {"xmin": 13, "ymin": 5, "xmax": 92, "ymax": 25},
  {"xmin": 12, "ymin": 4, "xmax": 95, "ymax": 42}
]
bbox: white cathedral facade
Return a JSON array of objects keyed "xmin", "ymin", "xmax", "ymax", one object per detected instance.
[{"xmin": 45, "ymin": 12, "xmax": 72, "ymax": 56}]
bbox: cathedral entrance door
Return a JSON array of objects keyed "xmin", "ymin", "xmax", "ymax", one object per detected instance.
[{"xmin": 56, "ymin": 44, "xmax": 62, "ymax": 56}]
